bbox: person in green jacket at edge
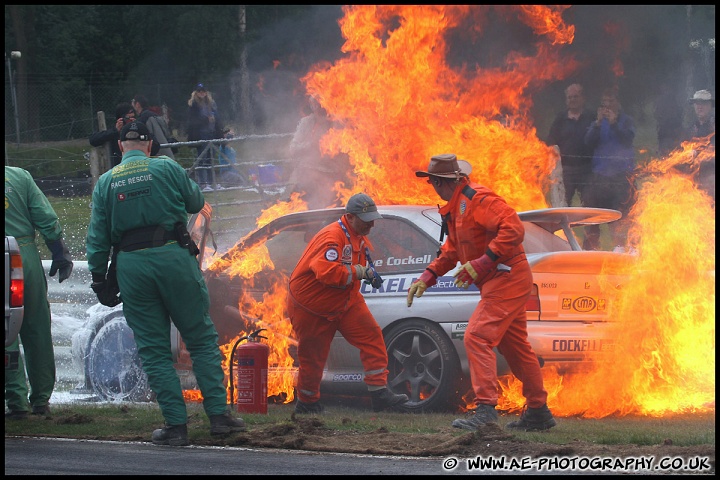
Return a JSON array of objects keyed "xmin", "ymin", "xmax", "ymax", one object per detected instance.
[
  {"xmin": 85, "ymin": 121, "xmax": 245, "ymax": 446},
  {"xmin": 5, "ymin": 165, "xmax": 74, "ymax": 418}
]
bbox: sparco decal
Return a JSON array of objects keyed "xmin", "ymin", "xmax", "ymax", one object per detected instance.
[
  {"xmin": 116, "ymin": 187, "xmax": 151, "ymax": 202},
  {"xmin": 332, "ymin": 373, "xmax": 363, "ymax": 382}
]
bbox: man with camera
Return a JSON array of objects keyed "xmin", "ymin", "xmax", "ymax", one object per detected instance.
[
  {"xmin": 287, "ymin": 193, "xmax": 409, "ymax": 414},
  {"xmin": 86, "ymin": 121, "xmax": 245, "ymax": 446},
  {"xmin": 88, "ymin": 102, "xmax": 159, "ymax": 169},
  {"xmin": 582, "ymin": 87, "xmax": 636, "ymax": 250}
]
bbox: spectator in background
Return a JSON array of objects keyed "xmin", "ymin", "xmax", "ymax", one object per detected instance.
[
  {"xmin": 654, "ymin": 82, "xmax": 685, "ymax": 157},
  {"xmin": 685, "ymin": 89, "xmax": 715, "ymax": 201},
  {"xmin": 187, "ymin": 83, "xmax": 223, "ymax": 191},
  {"xmin": 5, "ymin": 166, "xmax": 74, "ymax": 418},
  {"xmin": 287, "ymin": 95, "xmax": 352, "ymax": 209},
  {"xmin": 132, "ymin": 94, "xmax": 176, "ymax": 160},
  {"xmin": 583, "ymin": 87, "xmax": 636, "ymax": 251},
  {"xmin": 686, "ymin": 89, "xmax": 715, "ymax": 142},
  {"xmin": 88, "ymin": 102, "xmax": 159, "ymax": 168},
  {"xmin": 546, "ymin": 83, "xmax": 595, "ymax": 207}
]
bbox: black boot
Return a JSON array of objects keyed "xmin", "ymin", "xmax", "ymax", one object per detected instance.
[
  {"xmin": 452, "ymin": 404, "xmax": 498, "ymax": 430},
  {"xmin": 209, "ymin": 411, "xmax": 246, "ymax": 435},
  {"xmin": 370, "ymin": 388, "xmax": 409, "ymax": 412},
  {"xmin": 506, "ymin": 404, "xmax": 557, "ymax": 431},
  {"xmin": 151, "ymin": 423, "xmax": 189, "ymax": 446},
  {"xmin": 294, "ymin": 400, "xmax": 325, "ymax": 414}
]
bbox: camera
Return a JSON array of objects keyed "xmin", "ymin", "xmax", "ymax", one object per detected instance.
[{"xmin": 122, "ymin": 115, "xmax": 134, "ymax": 125}]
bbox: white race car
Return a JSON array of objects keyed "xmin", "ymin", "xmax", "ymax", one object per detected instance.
[{"xmin": 67, "ymin": 204, "xmax": 634, "ymax": 412}]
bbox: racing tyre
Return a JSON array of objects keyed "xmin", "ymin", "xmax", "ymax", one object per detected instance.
[
  {"xmin": 87, "ymin": 317, "xmax": 153, "ymax": 402},
  {"xmin": 384, "ymin": 319, "xmax": 463, "ymax": 413}
]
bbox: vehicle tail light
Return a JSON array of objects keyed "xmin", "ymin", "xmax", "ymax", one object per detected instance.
[
  {"xmin": 10, "ymin": 252, "xmax": 24, "ymax": 307},
  {"xmin": 526, "ymin": 283, "xmax": 540, "ymax": 319}
]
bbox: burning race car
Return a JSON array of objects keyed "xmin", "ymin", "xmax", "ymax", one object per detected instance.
[{"xmin": 69, "ymin": 203, "xmax": 634, "ymax": 412}]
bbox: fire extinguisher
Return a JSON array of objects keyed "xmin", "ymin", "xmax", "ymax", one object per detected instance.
[{"xmin": 229, "ymin": 329, "xmax": 269, "ymax": 414}]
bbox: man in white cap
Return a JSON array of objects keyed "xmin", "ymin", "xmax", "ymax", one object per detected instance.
[
  {"xmin": 686, "ymin": 90, "xmax": 715, "ymax": 200},
  {"xmin": 407, "ymin": 153, "xmax": 556, "ymax": 432},
  {"xmin": 687, "ymin": 89, "xmax": 715, "ymax": 141},
  {"xmin": 287, "ymin": 193, "xmax": 409, "ymax": 414}
]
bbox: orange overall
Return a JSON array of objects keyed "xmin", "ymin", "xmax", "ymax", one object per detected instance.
[
  {"xmin": 427, "ymin": 178, "xmax": 548, "ymax": 408},
  {"xmin": 287, "ymin": 215, "xmax": 388, "ymax": 404}
]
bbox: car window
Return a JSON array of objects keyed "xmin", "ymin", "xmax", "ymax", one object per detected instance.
[
  {"xmin": 264, "ymin": 218, "xmax": 333, "ymax": 274},
  {"xmin": 368, "ymin": 217, "xmax": 439, "ymax": 274}
]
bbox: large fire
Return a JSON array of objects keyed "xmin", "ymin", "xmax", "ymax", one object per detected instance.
[
  {"xmin": 189, "ymin": 6, "xmax": 715, "ymax": 418},
  {"xmin": 499, "ymin": 139, "xmax": 715, "ymax": 417}
]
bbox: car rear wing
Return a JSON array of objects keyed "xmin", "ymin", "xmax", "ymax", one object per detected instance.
[{"xmin": 519, "ymin": 207, "xmax": 622, "ymax": 251}]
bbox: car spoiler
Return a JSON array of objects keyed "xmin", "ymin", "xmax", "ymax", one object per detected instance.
[{"xmin": 519, "ymin": 207, "xmax": 622, "ymax": 251}]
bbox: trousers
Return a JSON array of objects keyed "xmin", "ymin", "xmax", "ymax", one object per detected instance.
[
  {"xmin": 464, "ymin": 260, "xmax": 548, "ymax": 408},
  {"xmin": 288, "ymin": 295, "xmax": 388, "ymax": 403},
  {"xmin": 117, "ymin": 242, "xmax": 228, "ymax": 425},
  {"xmin": 4, "ymin": 242, "xmax": 55, "ymax": 411}
]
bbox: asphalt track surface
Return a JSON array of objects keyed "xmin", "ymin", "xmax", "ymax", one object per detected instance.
[{"xmin": 5, "ymin": 436, "xmax": 479, "ymax": 476}]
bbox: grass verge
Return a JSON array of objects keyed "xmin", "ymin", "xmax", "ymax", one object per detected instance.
[{"xmin": 5, "ymin": 400, "xmax": 715, "ymax": 449}]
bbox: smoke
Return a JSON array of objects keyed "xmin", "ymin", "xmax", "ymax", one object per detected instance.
[
  {"xmin": 245, "ymin": 6, "xmax": 345, "ymax": 134},
  {"xmin": 243, "ymin": 6, "xmax": 713, "ymax": 140}
]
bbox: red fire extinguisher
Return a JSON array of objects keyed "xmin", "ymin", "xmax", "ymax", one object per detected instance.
[{"xmin": 229, "ymin": 329, "xmax": 269, "ymax": 414}]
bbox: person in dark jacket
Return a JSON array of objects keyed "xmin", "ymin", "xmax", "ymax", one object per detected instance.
[
  {"xmin": 131, "ymin": 94, "xmax": 175, "ymax": 160},
  {"xmin": 546, "ymin": 83, "xmax": 595, "ymax": 207},
  {"xmin": 186, "ymin": 84, "xmax": 223, "ymax": 190},
  {"xmin": 88, "ymin": 103, "xmax": 158, "ymax": 168}
]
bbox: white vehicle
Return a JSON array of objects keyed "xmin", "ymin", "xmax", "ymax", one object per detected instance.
[
  {"xmin": 5, "ymin": 236, "xmax": 24, "ymax": 357},
  {"xmin": 69, "ymin": 205, "xmax": 634, "ymax": 412}
]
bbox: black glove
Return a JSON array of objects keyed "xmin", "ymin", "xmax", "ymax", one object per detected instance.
[
  {"xmin": 368, "ymin": 271, "xmax": 384, "ymax": 289},
  {"xmin": 91, "ymin": 273, "xmax": 122, "ymax": 307},
  {"xmin": 46, "ymin": 238, "xmax": 73, "ymax": 283},
  {"xmin": 359, "ymin": 265, "xmax": 384, "ymax": 289}
]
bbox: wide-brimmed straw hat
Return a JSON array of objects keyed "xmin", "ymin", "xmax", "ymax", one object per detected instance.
[{"xmin": 415, "ymin": 153, "xmax": 472, "ymax": 179}]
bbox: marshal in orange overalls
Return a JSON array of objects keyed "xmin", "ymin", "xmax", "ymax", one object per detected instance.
[
  {"xmin": 426, "ymin": 178, "xmax": 548, "ymax": 409},
  {"xmin": 287, "ymin": 215, "xmax": 388, "ymax": 404}
]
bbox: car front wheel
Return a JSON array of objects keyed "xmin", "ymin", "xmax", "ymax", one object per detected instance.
[
  {"xmin": 384, "ymin": 319, "xmax": 463, "ymax": 413},
  {"xmin": 87, "ymin": 316, "xmax": 153, "ymax": 402}
]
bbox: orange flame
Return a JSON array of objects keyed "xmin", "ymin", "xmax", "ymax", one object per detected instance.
[
  {"xmin": 301, "ymin": 5, "xmax": 581, "ymax": 210},
  {"xmin": 498, "ymin": 139, "xmax": 715, "ymax": 417}
]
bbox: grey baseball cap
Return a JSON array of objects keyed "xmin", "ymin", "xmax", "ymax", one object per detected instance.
[{"xmin": 346, "ymin": 193, "xmax": 382, "ymax": 222}]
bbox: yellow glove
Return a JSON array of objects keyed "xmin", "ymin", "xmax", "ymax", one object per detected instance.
[
  {"xmin": 406, "ymin": 280, "xmax": 428, "ymax": 307},
  {"xmin": 453, "ymin": 255, "xmax": 495, "ymax": 289}
]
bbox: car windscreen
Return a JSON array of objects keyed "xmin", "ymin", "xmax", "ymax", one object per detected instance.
[
  {"xmin": 368, "ymin": 216, "xmax": 439, "ymax": 274},
  {"xmin": 257, "ymin": 214, "xmax": 440, "ymax": 276}
]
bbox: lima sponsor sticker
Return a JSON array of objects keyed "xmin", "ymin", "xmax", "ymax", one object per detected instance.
[{"xmin": 325, "ymin": 248, "xmax": 339, "ymax": 261}]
